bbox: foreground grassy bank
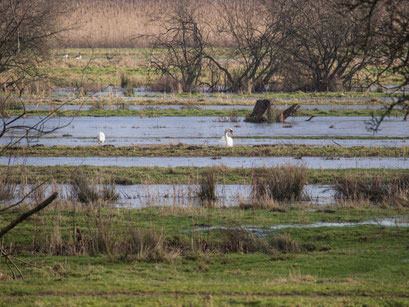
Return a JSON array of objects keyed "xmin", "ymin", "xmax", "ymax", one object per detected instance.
[
  {"xmin": 2, "ymin": 165, "xmax": 408, "ymax": 185},
  {"xmin": 1, "ymin": 205, "xmax": 408, "ymax": 306},
  {"xmin": 4, "ymin": 144, "xmax": 409, "ymax": 158},
  {"xmin": 6, "ymin": 107, "xmax": 408, "ymax": 118}
]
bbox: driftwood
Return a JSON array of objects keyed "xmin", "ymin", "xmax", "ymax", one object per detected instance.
[{"xmin": 245, "ymin": 99, "xmax": 300, "ymax": 123}]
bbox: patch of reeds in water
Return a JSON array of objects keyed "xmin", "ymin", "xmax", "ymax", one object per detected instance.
[
  {"xmin": 0, "ymin": 177, "xmax": 16, "ymax": 201},
  {"xmin": 70, "ymin": 173, "xmax": 119, "ymax": 204},
  {"xmin": 197, "ymin": 171, "xmax": 217, "ymax": 203},
  {"xmin": 334, "ymin": 173, "xmax": 409, "ymax": 205},
  {"xmin": 250, "ymin": 165, "xmax": 307, "ymax": 203}
]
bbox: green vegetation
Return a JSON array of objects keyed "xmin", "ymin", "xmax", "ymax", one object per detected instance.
[
  {"xmin": 4, "ymin": 144, "xmax": 409, "ymax": 158},
  {"xmin": 1, "ymin": 204, "xmax": 408, "ymax": 305},
  {"xmin": 6, "ymin": 107, "xmax": 408, "ymax": 118},
  {"xmin": 2, "ymin": 165, "xmax": 408, "ymax": 185}
]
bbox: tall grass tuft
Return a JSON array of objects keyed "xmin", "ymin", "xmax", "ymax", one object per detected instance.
[
  {"xmin": 250, "ymin": 165, "xmax": 307, "ymax": 202},
  {"xmin": 0, "ymin": 177, "xmax": 16, "ymax": 201},
  {"xmin": 197, "ymin": 171, "xmax": 217, "ymax": 202},
  {"xmin": 219, "ymin": 228, "xmax": 300, "ymax": 254},
  {"xmin": 102, "ymin": 183, "xmax": 120, "ymax": 202},
  {"xmin": 335, "ymin": 174, "xmax": 409, "ymax": 204},
  {"xmin": 269, "ymin": 234, "xmax": 300, "ymax": 253},
  {"xmin": 219, "ymin": 228, "xmax": 271, "ymax": 254},
  {"xmin": 125, "ymin": 227, "xmax": 171, "ymax": 262},
  {"xmin": 70, "ymin": 173, "xmax": 100, "ymax": 204}
]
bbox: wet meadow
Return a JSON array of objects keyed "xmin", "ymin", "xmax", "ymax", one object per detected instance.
[{"xmin": 1, "ymin": 47, "xmax": 409, "ymax": 306}]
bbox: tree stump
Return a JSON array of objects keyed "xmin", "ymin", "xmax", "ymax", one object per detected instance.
[
  {"xmin": 245, "ymin": 99, "xmax": 300, "ymax": 123},
  {"xmin": 277, "ymin": 103, "xmax": 300, "ymax": 123},
  {"xmin": 244, "ymin": 99, "xmax": 271, "ymax": 122}
]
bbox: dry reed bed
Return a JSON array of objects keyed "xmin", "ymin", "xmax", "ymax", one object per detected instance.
[{"xmin": 59, "ymin": 0, "xmax": 231, "ymax": 48}]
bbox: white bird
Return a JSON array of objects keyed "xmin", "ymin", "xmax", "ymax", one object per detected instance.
[
  {"xmin": 97, "ymin": 132, "xmax": 105, "ymax": 144},
  {"xmin": 218, "ymin": 128, "xmax": 233, "ymax": 147},
  {"xmin": 75, "ymin": 53, "xmax": 82, "ymax": 60},
  {"xmin": 62, "ymin": 54, "xmax": 69, "ymax": 59}
]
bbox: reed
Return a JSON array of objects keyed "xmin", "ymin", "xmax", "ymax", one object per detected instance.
[
  {"xmin": 334, "ymin": 173, "xmax": 409, "ymax": 204},
  {"xmin": 250, "ymin": 165, "xmax": 307, "ymax": 202},
  {"xmin": 58, "ymin": 0, "xmax": 230, "ymax": 48},
  {"xmin": 197, "ymin": 170, "xmax": 217, "ymax": 202}
]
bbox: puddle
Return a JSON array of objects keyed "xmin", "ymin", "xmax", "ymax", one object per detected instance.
[
  {"xmin": 1, "ymin": 156, "xmax": 409, "ymax": 168},
  {"xmin": 193, "ymin": 218, "xmax": 409, "ymax": 235}
]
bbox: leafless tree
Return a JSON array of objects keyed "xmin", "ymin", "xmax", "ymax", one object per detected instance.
[
  {"xmin": 143, "ymin": 0, "xmax": 208, "ymax": 93},
  {"xmin": 0, "ymin": 0, "xmax": 73, "ymax": 154},
  {"xmin": 276, "ymin": 0, "xmax": 373, "ymax": 92},
  {"xmin": 340, "ymin": 0, "xmax": 409, "ymax": 131},
  {"xmin": 0, "ymin": 0, "xmax": 74, "ymax": 270},
  {"xmin": 205, "ymin": 0, "xmax": 288, "ymax": 93}
]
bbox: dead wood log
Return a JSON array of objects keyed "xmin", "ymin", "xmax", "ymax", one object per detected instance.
[
  {"xmin": 245, "ymin": 99, "xmax": 300, "ymax": 123},
  {"xmin": 245, "ymin": 99, "xmax": 271, "ymax": 122},
  {"xmin": 277, "ymin": 104, "xmax": 300, "ymax": 123}
]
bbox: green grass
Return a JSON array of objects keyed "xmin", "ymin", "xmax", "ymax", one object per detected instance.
[
  {"xmin": 4, "ymin": 144, "xmax": 409, "ymax": 158},
  {"xmin": 6, "ymin": 107, "xmax": 408, "ymax": 117},
  {"xmin": 1, "ymin": 205, "xmax": 409, "ymax": 305},
  {"xmin": 2, "ymin": 165, "xmax": 408, "ymax": 185}
]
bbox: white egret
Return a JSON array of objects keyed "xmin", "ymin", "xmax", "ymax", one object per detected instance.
[{"xmin": 97, "ymin": 132, "xmax": 105, "ymax": 144}]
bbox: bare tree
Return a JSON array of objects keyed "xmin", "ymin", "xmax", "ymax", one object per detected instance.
[
  {"xmin": 144, "ymin": 0, "xmax": 208, "ymax": 93},
  {"xmin": 0, "ymin": 0, "xmax": 73, "ymax": 273},
  {"xmin": 341, "ymin": 0, "xmax": 409, "ymax": 131},
  {"xmin": 0, "ymin": 0, "xmax": 71, "ymax": 154},
  {"xmin": 277, "ymin": 0, "xmax": 372, "ymax": 92},
  {"xmin": 205, "ymin": 0, "xmax": 288, "ymax": 93}
]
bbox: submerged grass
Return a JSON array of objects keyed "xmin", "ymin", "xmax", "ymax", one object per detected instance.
[{"xmin": 4, "ymin": 144, "xmax": 409, "ymax": 158}]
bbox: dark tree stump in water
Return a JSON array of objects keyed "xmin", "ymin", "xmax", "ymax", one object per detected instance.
[
  {"xmin": 245, "ymin": 99, "xmax": 300, "ymax": 123},
  {"xmin": 277, "ymin": 103, "xmax": 300, "ymax": 123},
  {"xmin": 245, "ymin": 99, "xmax": 272, "ymax": 122}
]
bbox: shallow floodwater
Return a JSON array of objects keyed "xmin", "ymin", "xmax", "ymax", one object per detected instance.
[
  {"xmin": 24, "ymin": 104, "xmax": 386, "ymax": 111},
  {"xmin": 193, "ymin": 218, "xmax": 409, "ymax": 235},
  {"xmin": 4, "ymin": 136, "xmax": 408, "ymax": 147},
  {"xmin": 0, "ymin": 184, "xmax": 334, "ymax": 208},
  {"xmin": 49, "ymin": 87, "xmax": 398, "ymax": 103},
  {"xmin": 3, "ymin": 116, "xmax": 409, "ymax": 143},
  {"xmin": 2, "ymin": 156, "xmax": 408, "ymax": 168}
]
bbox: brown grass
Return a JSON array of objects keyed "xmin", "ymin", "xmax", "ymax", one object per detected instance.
[
  {"xmin": 334, "ymin": 173, "xmax": 409, "ymax": 205},
  {"xmin": 250, "ymin": 165, "xmax": 307, "ymax": 202}
]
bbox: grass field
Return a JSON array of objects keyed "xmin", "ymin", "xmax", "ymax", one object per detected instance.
[{"xmin": 1, "ymin": 205, "xmax": 408, "ymax": 306}]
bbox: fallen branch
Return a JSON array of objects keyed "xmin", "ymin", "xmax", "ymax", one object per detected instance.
[{"xmin": 0, "ymin": 192, "xmax": 58, "ymax": 239}]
